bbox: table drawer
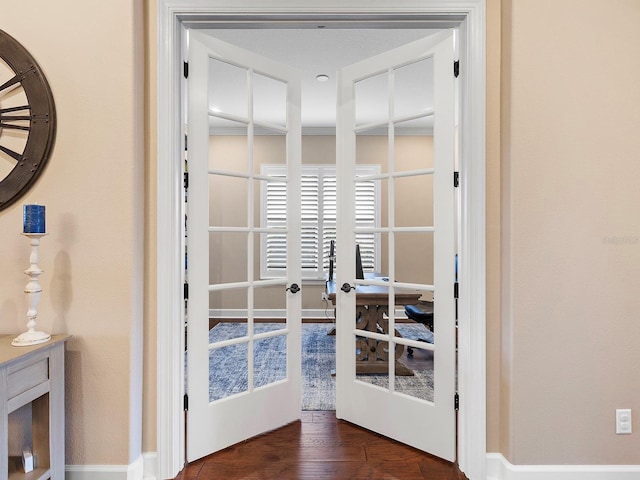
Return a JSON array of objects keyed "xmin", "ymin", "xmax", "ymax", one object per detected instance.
[{"xmin": 7, "ymin": 357, "xmax": 49, "ymax": 400}]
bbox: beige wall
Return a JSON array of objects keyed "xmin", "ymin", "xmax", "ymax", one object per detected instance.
[
  {"xmin": 486, "ymin": 0, "xmax": 503, "ymax": 456},
  {"xmin": 499, "ymin": 0, "xmax": 640, "ymax": 465},
  {"xmin": 0, "ymin": 0, "xmax": 143, "ymax": 466},
  {"xmin": 4, "ymin": 0, "xmax": 640, "ymax": 471},
  {"xmin": 143, "ymin": 0, "xmax": 158, "ymax": 455}
]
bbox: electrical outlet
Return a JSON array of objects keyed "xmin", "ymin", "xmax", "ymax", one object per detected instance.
[
  {"xmin": 321, "ymin": 292, "xmax": 329, "ymax": 302},
  {"xmin": 616, "ymin": 409, "xmax": 632, "ymax": 434}
]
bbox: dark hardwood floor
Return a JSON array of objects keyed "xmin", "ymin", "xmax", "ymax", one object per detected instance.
[{"xmin": 177, "ymin": 411, "xmax": 467, "ymax": 480}]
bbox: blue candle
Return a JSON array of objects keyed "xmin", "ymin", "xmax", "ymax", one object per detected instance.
[{"xmin": 23, "ymin": 204, "xmax": 46, "ymax": 234}]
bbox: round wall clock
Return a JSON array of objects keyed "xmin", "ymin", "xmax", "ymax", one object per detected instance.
[{"xmin": 0, "ymin": 29, "xmax": 56, "ymax": 211}]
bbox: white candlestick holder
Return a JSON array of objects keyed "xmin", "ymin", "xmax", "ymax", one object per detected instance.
[{"xmin": 12, "ymin": 233, "xmax": 51, "ymax": 346}]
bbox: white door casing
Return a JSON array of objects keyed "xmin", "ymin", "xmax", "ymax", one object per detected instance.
[
  {"xmin": 186, "ymin": 30, "xmax": 302, "ymax": 461},
  {"xmin": 335, "ymin": 30, "xmax": 457, "ymax": 461},
  {"xmin": 157, "ymin": 3, "xmax": 486, "ymax": 479}
]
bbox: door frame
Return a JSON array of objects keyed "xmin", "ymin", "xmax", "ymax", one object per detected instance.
[{"xmin": 157, "ymin": 1, "xmax": 486, "ymax": 479}]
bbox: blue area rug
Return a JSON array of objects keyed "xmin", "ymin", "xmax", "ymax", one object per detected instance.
[{"xmin": 209, "ymin": 322, "xmax": 434, "ymax": 409}]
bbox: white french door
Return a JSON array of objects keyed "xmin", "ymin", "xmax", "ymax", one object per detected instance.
[
  {"xmin": 335, "ymin": 30, "xmax": 457, "ymax": 461},
  {"xmin": 186, "ymin": 31, "xmax": 302, "ymax": 462}
]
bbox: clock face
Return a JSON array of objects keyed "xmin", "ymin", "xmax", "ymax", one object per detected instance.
[{"xmin": 0, "ymin": 30, "xmax": 56, "ymax": 211}]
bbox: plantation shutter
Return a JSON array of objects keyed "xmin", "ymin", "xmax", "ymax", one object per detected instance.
[
  {"xmin": 262, "ymin": 165, "xmax": 379, "ymax": 279},
  {"xmin": 301, "ymin": 173, "xmax": 320, "ymax": 272},
  {"xmin": 321, "ymin": 174, "xmax": 337, "ymax": 272},
  {"xmin": 264, "ymin": 177, "xmax": 287, "ymax": 272},
  {"xmin": 354, "ymin": 177, "xmax": 376, "ymax": 270}
]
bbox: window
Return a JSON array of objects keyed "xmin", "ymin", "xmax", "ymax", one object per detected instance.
[{"xmin": 261, "ymin": 164, "xmax": 380, "ymax": 280}]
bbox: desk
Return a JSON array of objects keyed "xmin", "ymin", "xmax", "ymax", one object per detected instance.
[
  {"xmin": 326, "ymin": 278, "xmax": 421, "ymax": 376},
  {"xmin": 1, "ymin": 335, "xmax": 70, "ymax": 480}
]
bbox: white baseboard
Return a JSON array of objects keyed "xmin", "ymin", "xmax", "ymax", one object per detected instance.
[
  {"xmin": 486, "ymin": 453, "xmax": 640, "ymax": 480},
  {"xmin": 66, "ymin": 454, "xmax": 157, "ymax": 480},
  {"xmin": 142, "ymin": 452, "xmax": 158, "ymax": 480},
  {"xmin": 209, "ymin": 308, "xmax": 408, "ymax": 320},
  {"xmin": 210, "ymin": 308, "xmax": 332, "ymax": 319}
]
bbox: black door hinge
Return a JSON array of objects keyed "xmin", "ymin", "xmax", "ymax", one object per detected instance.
[
  {"xmin": 454, "ymin": 60, "xmax": 460, "ymax": 78},
  {"xmin": 184, "ymin": 283, "xmax": 189, "ymax": 300},
  {"xmin": 184, "ymin": 172, "xmax": 189, "ymax": 189},
  {"xmin": 183, "ymin": 61, "xmax": 189, "ymax": 78},
  {"xmin": 184, "ymin": 394, "xmax": 189, "ymax": 411},
  {"xmin": 454, "ymin": 281, "xmax": 459, "ymax": 320},
  {"xmin": 454, "ymin": 171, "xmax": 459, "ymax": 188},
  {"xmin": 454, "ymin": 393, "xmax": 459, "ymax": 411}
]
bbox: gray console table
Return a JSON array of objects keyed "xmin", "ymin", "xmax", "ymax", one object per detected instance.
[{"xmin": 0, "ymin": 335, "xmax": 70, "ymax": 480}]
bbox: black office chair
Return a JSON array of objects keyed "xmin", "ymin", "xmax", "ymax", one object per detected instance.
[{"xmin": 404, "ymin": 301, "xmax": 434, "ymax": 356}]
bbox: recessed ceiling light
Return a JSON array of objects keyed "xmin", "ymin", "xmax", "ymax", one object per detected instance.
[{"xmin": 316, "ymin": 74, "xmax": 329, "ymax": 82}]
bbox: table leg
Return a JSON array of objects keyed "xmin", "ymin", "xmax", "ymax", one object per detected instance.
[{"xmin": 354, "ymin": 305, "xmax": 413, "ymax": 376}]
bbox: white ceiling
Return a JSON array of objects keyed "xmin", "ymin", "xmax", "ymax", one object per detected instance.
[{"xmin": 201, "ymin": 28, "xmax": 441, "ymax": 130}]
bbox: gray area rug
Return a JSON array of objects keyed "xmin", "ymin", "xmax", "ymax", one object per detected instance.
[{"xmin": 209, "ymin": 322, "xmax": 434, "ymax": 409}]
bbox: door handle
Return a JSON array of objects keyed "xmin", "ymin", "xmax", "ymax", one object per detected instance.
[
  {"xmin": 286, "ymin": 283, "xmax": 300, "ymax": 294},
  {"xmin": 341, "ymin": 283, "xmax": 356, "ymax": 293}
]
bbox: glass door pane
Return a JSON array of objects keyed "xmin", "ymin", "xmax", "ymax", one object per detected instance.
[
  {"xmin": 336, "ymin": 31, "xmax": 456, "ymax": 461},
  {"xmin": 187, "ymin": 32, "xmax": 301, "ymax": 461}
]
